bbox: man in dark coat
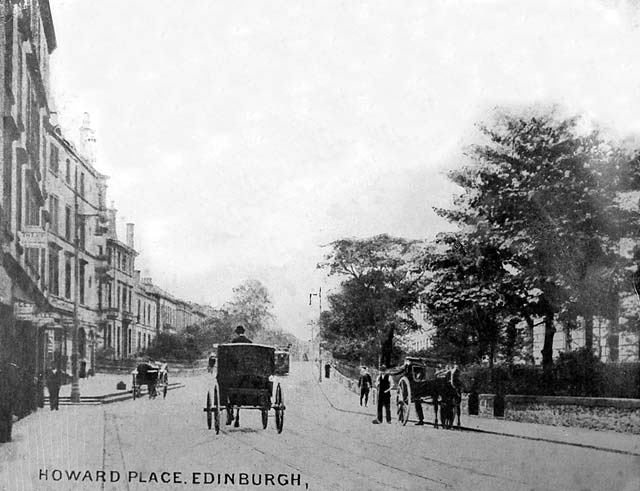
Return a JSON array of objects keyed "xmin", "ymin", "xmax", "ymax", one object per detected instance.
[
  {"xmin": 231, "ymin": 325, "xmax": 252, "ymax": 343},
  {"xmin": 45, "ymin": 365, "xmax": 63, "ymax": 411},
  {"xmin": 0, "ymin": 360, "xmax": 19, "ymax": 442},
  {"xmin": 372, "ymin": 365, "xmax": 392, "ymax": 424},
  {"xmin": 358, "ymin": 366, "xmax": 372, "ymax": 407}
]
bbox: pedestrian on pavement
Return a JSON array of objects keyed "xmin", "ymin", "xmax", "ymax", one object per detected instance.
[
  {"xmin": 231, "ymin": 325, "xmax": 252, "ymax": 343},
  {"xmin": 372, "ymin": 365, "xmax": 392, "ymax": 424},
  {"xmin": 45, "ymin": 365, "xmax": 62, "ymax": 411},
  {"xmin": 0, "ymin": 360, "xmax": 18, "ymax": 442},
  {"xmin": 358, "ymin": 366, "xmax": 372, "ymax": 407}
]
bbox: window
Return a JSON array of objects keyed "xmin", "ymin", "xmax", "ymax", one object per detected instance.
[
  {"xmin": 49, "ymin": 195, "xmax": 59, "ymax": 234},
  {"xmin": 79, "ymin": 263, "xmax": 86, "ymax": 304},
  {"xmin": 65, "ymin": 206, "xmax": 72, "ymax": 241},
  {"xmin": 64, "ymin": 255, "xmax": 72, "ymax": 299},
  {"xmin": 25, "ymin": 188, "xmax": 40, "ymax": 226},
  {"xmin": 48, "ymin": 246, "xmax": 59, "ymax": 296},
  {"xmin": 137, "ymin": 299, "xmax": 141, "ymax": 322},
  {"xmin": 65, "ymin": 159, "xmax": 71, "ymax": 183},
  {"xmin": 117, "ymin": 284, "xmax": 121, "ymax": 309},
  {"xmin": 49, "ymin": 143, "xmax": 59, "ymax": 175},
  {"xmin": 79, "ymin": 219, "xmax": 86, "ymax": 250},
  {"xmin": 80, "ymin": 172, "xmax": 85, "ymax": 197}
]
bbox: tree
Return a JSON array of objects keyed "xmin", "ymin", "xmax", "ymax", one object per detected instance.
[
  {"xmin": 223, "ymin": 279, "xmax": 275, "ymax": 339},
  {"xmin": 434, "ymin": 107, "xmax": 638, "ymax": 370},
  {"xmin": 317, "ymin": 234, "xmax": 427, "ymax": 365}
]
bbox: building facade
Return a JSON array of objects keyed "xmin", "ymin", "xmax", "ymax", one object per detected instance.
[
  {"xmin": 40, "ymin": 117, "xmax": 109, "ymax": 377},
  {"xmin": 99, "ymin": 217, "xmax": 137, "ymax": 360},
  {"xmin": 1, "ymin": 0, "xmax": 57, "ymax": 418},
  {"xmin": 133, "ymin": 270, "xmax": 155, "ymax": 354}
]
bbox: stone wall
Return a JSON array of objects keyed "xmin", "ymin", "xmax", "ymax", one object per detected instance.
[{"xmin": 504, "ymin": 395, "xmax": 640, "ymax": 434}]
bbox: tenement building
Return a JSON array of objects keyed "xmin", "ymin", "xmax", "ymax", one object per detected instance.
[
  {"xmin": 41, "ymin": 114, "xmax": 109, "ymax": 377},
  {"xmin": 100, "ymin": 214, "xmax": 137, "ymax": 360},
  {"xmin": 133, "ymin": 270, "xmax": 156, "ymax": 354},
  {"xmin": 1, "ymin": 0, "xmax": 57, "ymax": 418}
]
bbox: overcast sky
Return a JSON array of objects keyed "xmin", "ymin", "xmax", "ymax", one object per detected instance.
[{"xmin": 48, "ymin": 0, "xmax": 640, "ymax": 340}]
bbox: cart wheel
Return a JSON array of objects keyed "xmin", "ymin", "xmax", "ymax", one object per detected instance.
[
  {"xmin": 213, "ymin": 382, "xmax": 220, "ymax": 435},
  {"xmin": 206, "ymin": 391, "xmax": 212, "ymax": 430},
  {"xmin": 163, "ymin": 384, "xmax": 168, "ymax": 399},
  {"xmin": 396, "ymin": 377, "xmax": 411, "ymax": 426},
  {"xmin": 261, "ymin": 409, "xmax": 268, "ymax": 429},
  {"xmin": 275, "ymin": 383, "xmax": 284, "ymax": 434}
]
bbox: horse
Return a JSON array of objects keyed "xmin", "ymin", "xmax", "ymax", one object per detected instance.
[{"xmin": 413, "ymin": 374, "xmax": 462, "ymax": 429}]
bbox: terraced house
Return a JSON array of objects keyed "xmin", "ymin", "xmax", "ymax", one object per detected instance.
[
  {"xmin": 1, "ymin": 0, "xmax": 57, "ymax": 417},
  {"xmin": 41, "ymin": 113, "xmax": 109, "ymax": 378}
]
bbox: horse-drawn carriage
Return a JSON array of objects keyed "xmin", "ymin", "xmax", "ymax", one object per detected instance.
[
  {"xmin": 132, "ymin": 362, "xmax": 168, "ymax": 400},
  {"xmin": 203, "ymin": 343, "xmax": 285, "ymax": 435},
  {"xmin": 393, "ymin": 357, "xmax": 461, "ymax": 429},
  {"xmin": 274, "ymin": 347, "xmax": 290, "ymax": 376}
]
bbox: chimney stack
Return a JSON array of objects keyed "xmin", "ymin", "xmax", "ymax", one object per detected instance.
[
  {"xmin": 107, "ymin": 208, "xmax": 117, "ymax": 239},
  {"xmin": 126, "ymin": 223, "xmax": 135, "ymax": 249}
]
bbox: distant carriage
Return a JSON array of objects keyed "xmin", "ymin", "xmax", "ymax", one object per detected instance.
[
  {"xmin": 203, "ymin": 343, "xmax": 285, "ymax": 434},
  {"xmin": 132, "ymin": 362, "xmax": 169, "ymax": 399},
  {"xmin": 274, "ymin": 348, "xmax": 290, "ymax": 376},
  {"xmin": 393, "ymin": 357, "xmax": 461, "ymax": 429}
]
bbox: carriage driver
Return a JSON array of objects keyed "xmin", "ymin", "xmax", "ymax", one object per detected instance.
[{"xmin": 231, "ymin": 325, "xmax": 252, "ymax": 344}]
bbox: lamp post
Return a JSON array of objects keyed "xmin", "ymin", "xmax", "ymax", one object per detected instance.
[
  {"xmin": 70, "ymin": 169, "xmax": 80, "ymax": 402},
  {"xmin": 309, "ymin": 288, "xmax": 322, "ymax": 382}
]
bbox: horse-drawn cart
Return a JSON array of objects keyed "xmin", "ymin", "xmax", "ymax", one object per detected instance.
[
  {"xmin": 394, "ymin": 357, "xmax": 461, "ymax": 428},
  {"xmin": 203, "ymin": 343, "xmax": 285, "ymax": 435},
  {"xmin": 274, "ymin": 347, "xmax": 290, "ymax": 376},
  {"xmin": 132, "ymin": 362, "xmax": 168, "ymax": 400}
]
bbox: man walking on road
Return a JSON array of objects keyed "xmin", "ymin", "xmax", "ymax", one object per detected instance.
[
  {"xmin": 372, "ymin": 365, "xmax": 392, "ymax": 424},
  {"xmin": 358, "ymin": 366, "xmax": 372, "ymax": 407}
]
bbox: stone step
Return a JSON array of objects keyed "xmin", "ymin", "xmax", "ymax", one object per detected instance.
[{"xmin": 44, "ymin": 383, "xmax": 185, "ymax": 405}]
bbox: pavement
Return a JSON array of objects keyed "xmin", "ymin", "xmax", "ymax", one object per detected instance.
[
  {"xmin": 44, "ymin": 373, "xmax": 185, "ymax": 405},
  {"xmin": 320, "ymin": 368, "xmax": 640, "ymax": 457}
]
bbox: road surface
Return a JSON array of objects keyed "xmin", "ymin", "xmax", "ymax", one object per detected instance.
[{"xmin": 1, "ymin": 361, "xmax": 638, "ymax": 490}]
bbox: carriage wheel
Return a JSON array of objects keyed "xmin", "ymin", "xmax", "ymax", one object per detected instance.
[
  {"xmin": 275, "ymin": 383, "xmax": 284, "ymax": 434},
  {"xmin": 163, "ymin": 383, "xmax": 168, "ymax": 399},
  {"xmin": 132, "ymin": 374, "xmax": 137, "ymax": 400},
  {"xmin": 206, "ymin": 391, "xmax": 212, "ymax": 430},
  {"xmin": 213, "ymin": 383, "xmax": 220, "ymax": 435},
  {"xmin": 396, "ymin": 377, "xmax": 411, "ymax": 426},
  {"xmin": 261, "ymin": 409, "xmax": 268, "ymax": 429}
]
